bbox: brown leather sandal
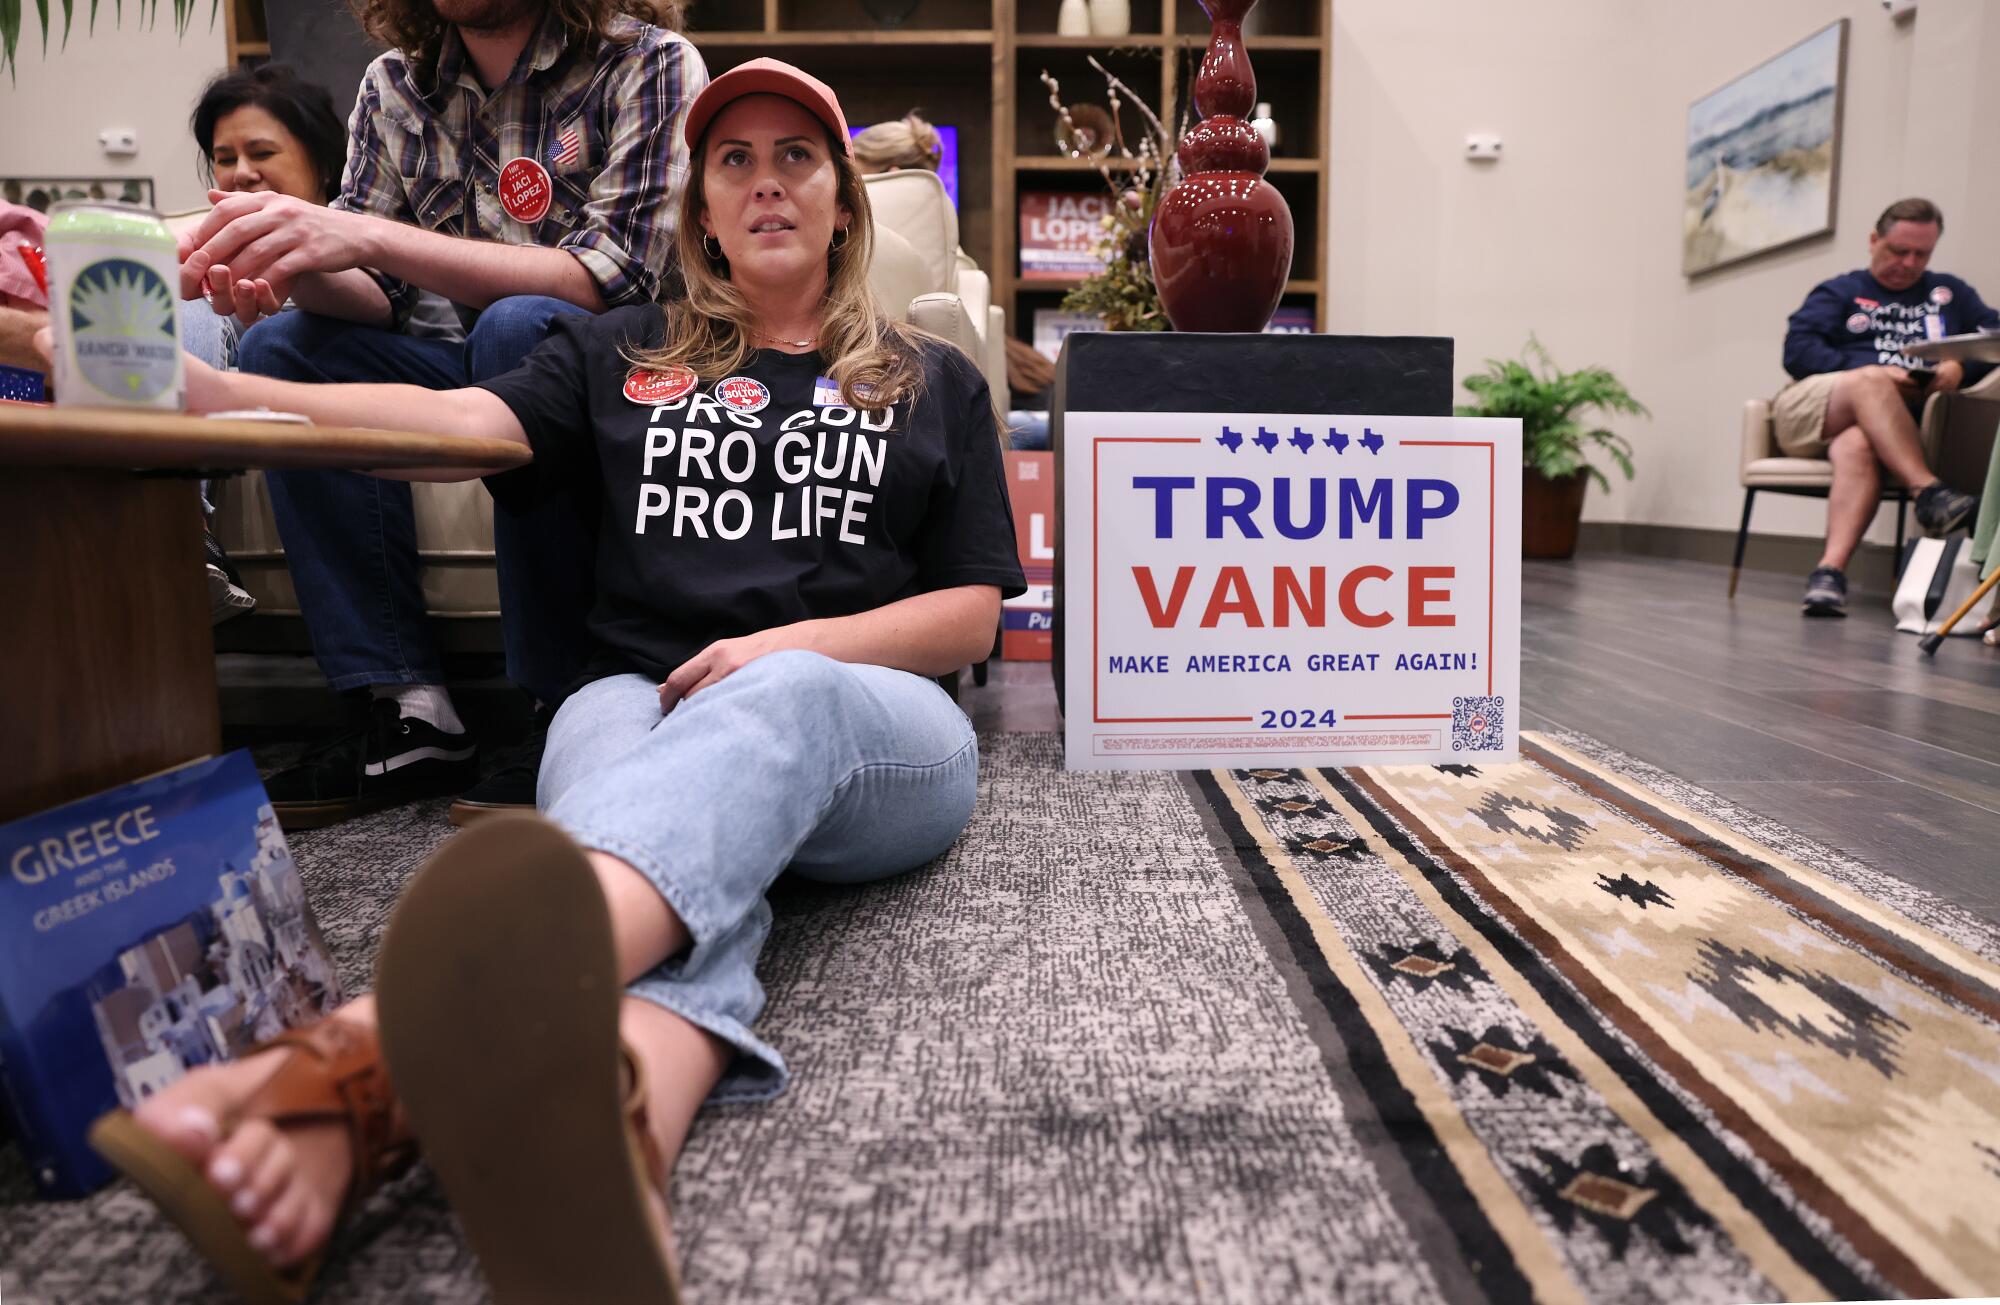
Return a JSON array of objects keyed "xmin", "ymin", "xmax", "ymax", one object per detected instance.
[
  {"xmin": 376, "ymin": 812, "xmax": 683, "ymax": 1305},
  {"xmin": 88, "ymin": 1019, "xmax": 416, "ymax": 1305}
]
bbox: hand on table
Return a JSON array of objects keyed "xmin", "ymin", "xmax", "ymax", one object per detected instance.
[{"xmin": 32, "ymin": 325, "xmax": 234, "ymax": 412}]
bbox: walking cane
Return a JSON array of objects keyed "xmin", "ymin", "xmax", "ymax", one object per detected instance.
[{"xmin": 1919, "ymin": 564, "xmax": 2000, "ymax": 655}]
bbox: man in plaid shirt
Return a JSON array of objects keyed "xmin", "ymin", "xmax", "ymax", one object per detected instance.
[{"xmin": 175, "ymin": 0, "xmax": 707, "ymax": 828}]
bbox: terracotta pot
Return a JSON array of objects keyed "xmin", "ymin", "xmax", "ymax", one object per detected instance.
[
  {"xmin": 1148, "ymin": 0, "xmax": 1294, "ymax": 332},
  {"xmin": 1522, "ymin": 469, "xmax": 1589, "ymax": 559}
]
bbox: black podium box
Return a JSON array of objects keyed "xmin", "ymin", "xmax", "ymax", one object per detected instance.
[{"xmin": 1049, "ymin": 332, "xmax": 1456, "ymax": 712}]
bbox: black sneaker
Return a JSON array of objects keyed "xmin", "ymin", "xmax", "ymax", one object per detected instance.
[
  {"xmin": 264, "ymin": 697, "xmax": 479, "ymax": 830},
  {"xmin": 1914, "ymin": 482, "xmax": 1978, "ymax": 536},
  {"xmin": 448, "ymin": 709, "xmax": 549, "ymax": 826},
  {"xmin": 1802, "ymin": 566, "xmax": 1848, "ymax": 618}
]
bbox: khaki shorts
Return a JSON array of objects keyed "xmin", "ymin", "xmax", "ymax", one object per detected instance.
[{"xmin": 1771, "ymin": 371, "xmax": 1844, "ymax": 458}]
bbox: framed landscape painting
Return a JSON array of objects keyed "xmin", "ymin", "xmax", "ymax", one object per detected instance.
[
  {"xmin": 0, "ymin": 177, "xmax": 157, "ymax": 213},
  {"xmin": 1683, "ymin": 19, "xmax": 1847, "ymax": 277}
]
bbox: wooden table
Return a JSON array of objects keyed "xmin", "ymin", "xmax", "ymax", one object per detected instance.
[
  {"xmin": 0, "ymin": 404, "xmax": 528, "ymax": 824},
  {"xmin": 1908, "ymin": 331, "xmax": 2000, "ymax": 365}
]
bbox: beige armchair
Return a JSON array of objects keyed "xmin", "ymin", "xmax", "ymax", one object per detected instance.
[
  {"xmin": 860, "ymin": 169, "xmax": 1009, "ymax": 410},
  {"xmin": 1729, "ymin": 369, "xmax": 2000, "ymax": 597},
  {"xmin": 215, "ymin": 175, "xmax": 1010, "ymax": 631}
]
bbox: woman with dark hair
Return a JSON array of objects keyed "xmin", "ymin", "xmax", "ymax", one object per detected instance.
[
  {"xmin": 81, "ymin": 58, "xmax": 1023, "ymax": 1305},
  {"xmin": 191, "ymin": 63, "xmax": 349, "ymax": 207}
]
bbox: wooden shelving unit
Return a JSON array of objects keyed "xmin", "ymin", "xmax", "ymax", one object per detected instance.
[
  {"xmin": 684, "ymin": 0, "xmax": 1332, "ymax": 343},
  {"xmin": 225, "ymin": 0, "xmax": 268, "ymax": 66}
]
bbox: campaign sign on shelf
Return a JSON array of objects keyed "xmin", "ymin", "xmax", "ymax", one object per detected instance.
[{"xmin": 1063, "ymin": 410, "xmax": 1522, "ymax": 771}]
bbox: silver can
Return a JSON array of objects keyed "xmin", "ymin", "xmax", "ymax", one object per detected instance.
[{"xmin": 44, "ymin": 200, "xmax": 186, "ymax": 411}]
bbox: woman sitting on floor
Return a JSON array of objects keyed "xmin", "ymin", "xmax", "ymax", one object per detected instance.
[{"xmin": 83, "ymin": 58, "xmax": 1023, "ymax": 1305}]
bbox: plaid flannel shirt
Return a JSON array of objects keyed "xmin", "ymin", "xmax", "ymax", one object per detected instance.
[{"xmin": 331, "ymin": 15, "xmax": 705, "ymax": 325}]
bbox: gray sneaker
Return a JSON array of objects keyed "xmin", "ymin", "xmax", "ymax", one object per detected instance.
[
  {"xmin": 206, "ymin": 562, "xmax": 256, "ymax": 624},
  {"xmin": 1802, "ymin": 566, "xmax": 1847, "ymax": 617},
  {"xmin": 1914, "ymin": 482, "xmax": 1978, "ymax": 536}
]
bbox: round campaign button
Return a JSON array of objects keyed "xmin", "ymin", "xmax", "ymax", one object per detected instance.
[
  {"xmin": 624, "ymin": 365, "xmax": 698, "ymax": 405},
  {"xmin": 498, "ymin": 157, "xmax": 553, "ymax": 224},
  {"xmin": 1846, "ymin": 312, "xmax": 1870, "ymax": 333},
  {"xmin": 1930, "ymin": 284, "xmax": 1953, "ymax": 306},
  {"xmin": 716, "ymin": 375, "xmax": 771, "ymax": 413}
]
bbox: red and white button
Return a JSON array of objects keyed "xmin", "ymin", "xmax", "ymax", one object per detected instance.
[
  {"xmin": 715, "ymin": 375, "xmax": 771, "ymax": 413},
  {"xmin": 498, "ymin": 157, "xmax": 554, "ymax": 224},
  {"xmin": 624, "ymin": 365, "xmax": 698, "ymax": 405}
]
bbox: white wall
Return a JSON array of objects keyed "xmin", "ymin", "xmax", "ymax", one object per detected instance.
[
  {"xmin": 1324, "ymin": 0, "xmax": 1998, "ymax": 542},
  {"xmin": 0, "ymin": 16, "xmax": 232, "ymax": 215}
]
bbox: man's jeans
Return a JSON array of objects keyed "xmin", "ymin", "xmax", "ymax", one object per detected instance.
[{"xmin": 239, "ymin": 295, "xmax": 596, "ymax": 704}]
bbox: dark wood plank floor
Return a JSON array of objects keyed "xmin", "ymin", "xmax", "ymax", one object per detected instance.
[
  {"xmin": 959, "ymin": 553, "xmax": 2000, "ymax": 924},
  {"xmin": 217, "ymin": 552, "xmax": 1998, "ymax": 924}
]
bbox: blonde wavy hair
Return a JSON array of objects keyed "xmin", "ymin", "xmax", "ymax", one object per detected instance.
[
  {"xmin": 851, "ymin": 111, "xmax": 943, "ymax": 175},
  {"xmin": 628, "ymin": 115, "xmax": 929, "ymax": 410}
]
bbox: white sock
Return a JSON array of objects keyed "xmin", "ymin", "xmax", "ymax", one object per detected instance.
[{"xmin": 370, "ymin": 683, "xmax": 465, "ymax": 735}]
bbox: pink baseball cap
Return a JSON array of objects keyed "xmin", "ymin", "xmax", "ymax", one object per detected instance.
[{"xmin": 683, "ymin": 58, "xmax": 853, "ymax": 157}]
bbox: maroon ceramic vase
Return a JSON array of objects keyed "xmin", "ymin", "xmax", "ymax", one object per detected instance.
[{"xmin": 1149, "ymin": 0, "xmax": 1294, "ymax": 332}]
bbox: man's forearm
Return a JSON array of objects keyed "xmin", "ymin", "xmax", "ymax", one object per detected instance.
[
  {"xmin": 357, "ymin": 216, "xmax": 608, "ymax": 313},
  {"xmin": 289, "ymin": 268, "xmax": 396, "ymax": 326}
]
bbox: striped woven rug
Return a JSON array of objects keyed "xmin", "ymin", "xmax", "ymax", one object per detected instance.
[
  {"xmin": 1196, "ymin": 731, "xmax": 2000, "ymax": 1302},
  {"xmin": 5, "ymin": 729, "xmax": 1997, "ymax": 1303}
]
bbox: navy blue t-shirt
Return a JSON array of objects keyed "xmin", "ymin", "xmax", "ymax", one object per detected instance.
[
  {"xmin": 1782, "ymin": 268, "xmax": 1998, "ymax": 382},
  {"xmin": 476, "ymin": 305, "xmax": 1026, "ymax": 685}
]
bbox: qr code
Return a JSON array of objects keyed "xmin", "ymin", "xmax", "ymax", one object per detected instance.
[{"xmin": 1452, "ymin": 696, "xmax": 1505, "ymax": 751}]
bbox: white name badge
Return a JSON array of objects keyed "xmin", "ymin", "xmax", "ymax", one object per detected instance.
[
  {"xmin": 1063, "ymin": 410, "xmax": 1523, "ymax": 771},
  {"xmin": 813, "ymin": 375, "xmax": 842, "ymax": 405}
]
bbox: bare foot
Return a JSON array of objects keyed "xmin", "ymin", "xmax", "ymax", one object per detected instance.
[{"xmin": 130, "ymin": 1034, "xmax": 359, "ymax": 1268}]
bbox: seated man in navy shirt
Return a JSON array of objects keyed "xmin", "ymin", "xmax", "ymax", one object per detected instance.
[{"xmin": 1775, "ymin": 197, "xmax": 1994, "ymax": 616}]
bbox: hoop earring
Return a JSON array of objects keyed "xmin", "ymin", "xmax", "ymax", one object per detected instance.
[
  {"xmin": 702, "ymin": 232, "xmax": 724, "ymax": 261},
  {"xmin": 829, "ymin": 225, "xmax": 850, "ymax": 251}
]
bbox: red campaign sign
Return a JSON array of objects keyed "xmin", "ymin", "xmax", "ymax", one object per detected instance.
[
  {"xmin": 715, "ymin": 375, "xmax": 771, "ymax": 413},
  {"xmin": 623, "ymin": 365, "xmax": 697, "ymax": 405},
  {"xmin": 1003, "ymin": 451, "xmax": 1055, "ymax": 661},
  {"xmin": 498, "ymin": 157, "xmax": 553, "ymax": 224},
  {"xmin": 1018, "ymin": 191, "xmax": 1112, "ymax": 283}
]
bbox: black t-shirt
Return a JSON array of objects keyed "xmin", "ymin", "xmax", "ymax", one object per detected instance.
[{"xmin": 477, "ymin": 305, "xmax": 1027, "ymax": 684}]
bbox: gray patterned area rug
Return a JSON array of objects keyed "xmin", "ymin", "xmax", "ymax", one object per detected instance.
[{"xmin": 5, "ymin": 730, "xmax": 1999, "ymax": 1303}]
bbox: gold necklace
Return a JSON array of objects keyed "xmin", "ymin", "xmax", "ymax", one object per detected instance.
[{"xmin": 756, "ymin": 331, "xmax": 817, "ymax": 348}]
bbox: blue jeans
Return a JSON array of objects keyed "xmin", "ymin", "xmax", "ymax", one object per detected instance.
[
  {"xmin": 239, "ymin": 295, "xmax": 598, "ymax": 703},
  {"xmin": 538, "ymin": 652, "xmax": 980, "ymax": 1101}
]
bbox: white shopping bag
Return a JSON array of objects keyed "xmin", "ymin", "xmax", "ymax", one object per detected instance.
[{"xmin": 1892, "ymin": 537, "xmax": 1985, "ymax": 636}]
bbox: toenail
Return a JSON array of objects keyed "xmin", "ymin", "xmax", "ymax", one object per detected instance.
[
  {"xmin": 232, "ymin": 1189, "xmax": 259, "ymax": 1218},
  {"xmin": 248, "ymin": 1224, "xmax": 277, "ymax": 1252},
  {"xmin": 209, "ymin": 1155, "xmax": 244, "ymax": 1187}
]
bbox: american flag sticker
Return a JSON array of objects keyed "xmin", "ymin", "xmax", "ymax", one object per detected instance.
[{"xmin": 548, "ymin": 126, "xmax": 581, "ymax": 168}]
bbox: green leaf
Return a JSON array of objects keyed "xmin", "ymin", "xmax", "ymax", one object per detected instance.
[
  {"xmin": 1, "ymin": 0, "xmax": 20, "ymax": 73},
  {"xmin": 1460, "ymin": 333, "xmax": 1647, "ymax": 482}
]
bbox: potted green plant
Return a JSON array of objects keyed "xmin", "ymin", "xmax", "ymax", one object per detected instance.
[
  {"xmin": 3, "ymin": 0, "xmax": 212, "ymax": 72},
  {"xmin": 1039, "ymin": 60, "xmax": 1177, "ymax": 332},
  {"xmin": 1456, "ymin": 336, "xmax": 1646, "ymax": 559}
]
